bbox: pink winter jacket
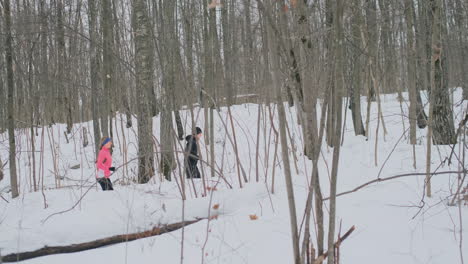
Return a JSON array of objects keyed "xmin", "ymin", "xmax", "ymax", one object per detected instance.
[{"xmin": 96, "ymin": 148, "xmax": 112, "ymax": 178}]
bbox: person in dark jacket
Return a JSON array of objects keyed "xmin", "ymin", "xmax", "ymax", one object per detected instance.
[{"xmin": 185, "ymin": 127, "xmax": 202, "ymax": 179}]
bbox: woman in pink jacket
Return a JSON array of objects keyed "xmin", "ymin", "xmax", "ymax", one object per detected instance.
[{"xmin": 96, "ymin": 137, "xmax": 116, "ymax": 190}]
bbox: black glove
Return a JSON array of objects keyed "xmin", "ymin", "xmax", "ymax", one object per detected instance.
[{"xmin": 109, "ymin": 167, "xmax": 116, "ymax": 172}]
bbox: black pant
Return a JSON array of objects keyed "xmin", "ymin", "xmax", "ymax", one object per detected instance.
[
  {"xmin": 97, "ymin": 178, "xmax": 114, "ymax": 191},
  {"xmin": 186, "ymin": 160, "xmax": 201, "ymax": 179}
]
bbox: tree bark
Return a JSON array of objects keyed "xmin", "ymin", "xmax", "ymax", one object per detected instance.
[
  {"xmin": 1, "ymin": 219, "xmax": 202, "ymax": 263},
  {"xmin": 454, "ymin": 0, "xmax": 468, "ymax": 99},
  {"xmin": 133, "ymin": 0, "xmax": 155, "ymax": 183},
  {"xmin": 349, "ymin": 1, "xmax": 365, "ymax": 136},
  {"xmin": 4, "ymin": 0, "xmax": 19, "ymax": 198},
  {"xmin": 404, "ymin": 0, "xmax": 418, "ymax": 145},
  {"xmin": 159, "ymin": 0, "xmax": 177, "ymax": 181},
  {"xmin": 430, "ymin": 0, "xmax": 456, "ymax": 145},
  {"xmin": 259, "ymin": 2, "xmax": 300, "ymax": 262},
  {"xmin": 88, "ymin": 0, "xmax": 102, "ymax": 154},
  {"xmin": 327, "ymin": 0, "xmax": 344, "ymax": 263},
  {"xmin": 101, "ymin": 0, "xmax": 114, "ymax": 138}
]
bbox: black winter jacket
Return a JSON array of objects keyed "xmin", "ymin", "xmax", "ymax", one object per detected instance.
[{"xmin": 185, "ymin": 135, "xmax": 198, "ymax": 163}]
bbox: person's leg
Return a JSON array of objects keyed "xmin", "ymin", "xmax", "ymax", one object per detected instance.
[
  {"xmin": 193, "ymin": 165, "xmax": 201, "ymax": 178},
  {"xmin": 187, "ymin": 159, "xmax": 197, "ymax": 178},
  {"xmin": 97, "ymin": 178, "xmax": 106, "ymax": 190},
  {"xmin": 106, "ymin": 178, "xmax": 114, "ymax": 190}
]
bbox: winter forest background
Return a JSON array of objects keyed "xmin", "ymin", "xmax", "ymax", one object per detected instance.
[{"xmin": 0, "ymin": 0, "xmax": 467, "ymax": 263}]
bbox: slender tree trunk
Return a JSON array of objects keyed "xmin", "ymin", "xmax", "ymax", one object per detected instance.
[
  {"xmin": 325, "ymin": 0, "xmax": 335, "ymax": 147},
  {"xmin": 404, "ymin": 0, "xmax": 418, "ymax": 145},
  {"xmin": 327, "ymin": 0, "xmax": 344, "ymax": 263},
  {"xmin": 243, "ymin": 0, "xmax": 254, "ymax": 94},
  {"xmin": 259, "ymin": 2, "xmax": 300, "ymax": 262},
  {"xmin": 88, "ymin": 0, "xmax": 101, "ymax": 154},
  {"xmin": 349, "ymin": 1, "xmax": 365, "ymax": 136},
  {"xmin": 40, "ymin": 0, "xmax": 49, "ymax": 126},
  {"xmin": 4, "ymin": 0, "xmax": 19, "ymax": 198},
  {"xmin": 101, "ymin": 0, "xmax": 114, "ymax": 138}
]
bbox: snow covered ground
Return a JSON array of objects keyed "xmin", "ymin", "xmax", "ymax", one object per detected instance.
[{"xmin": 0, "ymin": 89, "xmax": 467, "ymax": 264}]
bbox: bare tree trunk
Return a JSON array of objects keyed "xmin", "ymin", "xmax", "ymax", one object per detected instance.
[
  {"xmin": 133, "ymin": 0, "xmax": 155, "ymax": 183},
  {"xmin": 327, "ymin": 1, "xmax": 344, "ymax": 263},
  {"xmin": 4, "ymin": 0, "xmax": 19, "ymax": 198},
  {"xmin": 273, "ymin": 45, "xmax": 301, "ymax": 264},
  {"xmin": 258, "ymin": 1, "xmax": 300, "ymax": 262},
  {"xmin": 56, "ymin": 0, "xmax": 72, "ymax": 134},
  {"xmin": 349, "ymin": 1, "xmax": 365, "ymax": 136},
  {"xmin": 378, "ymin": 0, "xmax": 395, "ymax": 94},
  {"xmin": 404, "ymin": 0, "xmax": 418, "ymax": 145},
  {"xmin": 325, "ymin": 0, "xmax": 336, "ymax": 147},
  {"xmin": 159, "ymin": 0, "xmax": 177, "ymax": 181},
  {"xmin": 101, "ymin": 0, "xmax": 114, "ymax": 138},
  {"xmin": 88, "ymin": 0, "xmax": 102, "ymax": 154},
  {"xmin": 243, "ymin": 0, "xmax": 254, "ymax": 94},
  {"xmin": 454, "ymin": 0, "xmax": 468, "ymax": 100},
  {"xmin": 429, "ymin": 0, "xmax": 456, "ymax": 145},
  {"xmin": 40, "ymin": 0, "xmax": 49, "ymax": 127}
]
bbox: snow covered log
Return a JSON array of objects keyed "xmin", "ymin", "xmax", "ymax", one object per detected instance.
[{"xmin": 1, "ymin": 219, "xmax": 202, "ymax": 262}]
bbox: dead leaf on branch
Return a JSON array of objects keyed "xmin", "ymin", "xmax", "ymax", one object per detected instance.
[
  {"xmin": 206, "ymin": 186, "xmax": 218, "ymax": 191},
  {"xmin": 249, "ymin": 214, "xmax": 258, "ymax": 220},
  {"xmin": 207, "ymin": 0, "xmax": 222, "ymax": 9}
]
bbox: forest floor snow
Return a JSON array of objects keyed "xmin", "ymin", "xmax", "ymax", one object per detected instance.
[{"xmin": 1, "ymin": 89, "xmax": 467, "ymax": 263}]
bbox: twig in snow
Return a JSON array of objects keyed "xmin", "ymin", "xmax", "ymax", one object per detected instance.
[
  {"xmin": 0, "ymin": 193, "xmax": 8, "ymax": 203},
  {"xmin": 41, "ymin": 182, "xmax": 97, "ymax": 224},
  {"xmin": 323, "ymin": 170, "xmax": 467, "ymax": 201}
]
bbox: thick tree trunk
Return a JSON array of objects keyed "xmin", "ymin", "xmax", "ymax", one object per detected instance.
[
  {"xmin": 430, "ymin": 0, "xmax": 456, "ymax": 145},
  {"xmin": 133, "ymin": 0, "xmax": 155, "ymax": 183},
  {"xmin": 4, "ymin": 0, "xmax": 19, "ymax": 198},
  {"xmin": 160, "ymin": 0, "xmax": 177, "ymax": 181}
]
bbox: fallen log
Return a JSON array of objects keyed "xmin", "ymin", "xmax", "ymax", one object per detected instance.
[{"xmin": 2, "ymin": 219, "xmax": 203, "ymax": 262}]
